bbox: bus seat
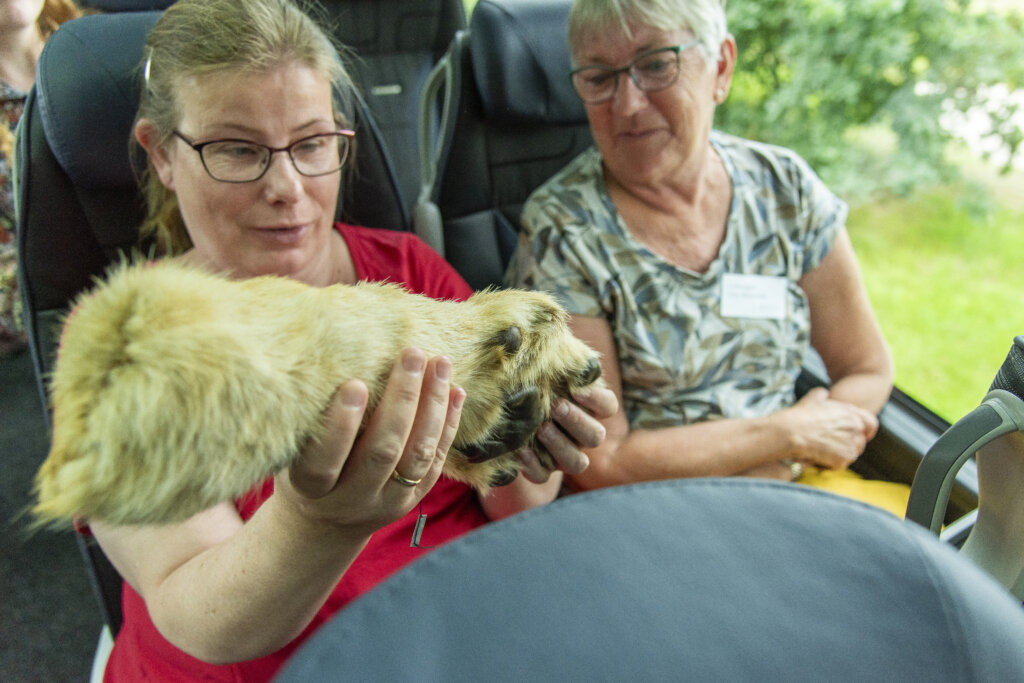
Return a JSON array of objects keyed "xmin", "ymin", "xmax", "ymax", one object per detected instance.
[
  {"xmin": 16, "ymin": 9, "xmax": 409, "ymax": 637},
  {"xmin": 414, "ymin": 0, "xmax": 592, "ymax": 289},
  {"xmin": 278, "ymin": 478, "xmax": 1024, "ymax": 681},
  {"xmin": 322, "ymin": 0, "xmax": 467, "ymax": 219},
  {"xmin": 907, "ymin": 335, "xmax": 1024, "ymax": 601}
]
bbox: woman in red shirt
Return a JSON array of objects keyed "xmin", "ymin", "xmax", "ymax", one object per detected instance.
[{"xmin": 88, "ymin": 1, "xmax": 615, "ymax": 680}]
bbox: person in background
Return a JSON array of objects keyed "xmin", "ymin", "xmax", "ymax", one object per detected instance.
[
  {"xmin": 0, "ymin": 0, "xmax": 80, "ymax": 356},
  {"xmin": 506, "ymin": 0, "xmax": 908, "ymax": 515},
  {"xmin": 83, "ymin": 1, "xmax": 615, "ymax": 679}
]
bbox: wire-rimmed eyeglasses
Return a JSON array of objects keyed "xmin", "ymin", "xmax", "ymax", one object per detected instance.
[
  {"xmin": 570, "ymin": 40, "xmax": 701, "ymax": 105},
  {"xmin": 172, "ymin": 129, "xmax": 355, "ymax": 183}
]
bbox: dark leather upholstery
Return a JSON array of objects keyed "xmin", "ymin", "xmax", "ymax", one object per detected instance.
[
  {"xmin": 278, "ymin": 479, "xmax": 1024, "ymax": 682},
  {"xmin": 468, "ymin": 0, "xmax": 584, "ymax": 125},
  {"xmin": 321, "ymin": 0, "xmax": 467, "ymax": 216},
  {"xmin": 78, "ymin": 0, "xmax": 175, "ymax": 10},
  {"xmin": 418, "ymin": 0, "xmax": 593, "ymax": 290}
]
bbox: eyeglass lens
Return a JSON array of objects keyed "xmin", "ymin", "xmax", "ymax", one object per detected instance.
[
  {"xmin": 200, "ymin": 132, "xmax": 350, "ymax": 183},
  {"xmin": 571, "ymin": 43, "xmax": 695, "ymax": 104}
]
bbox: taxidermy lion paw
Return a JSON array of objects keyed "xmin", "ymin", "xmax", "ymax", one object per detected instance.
[{"xmin": 33, "ymin": 261, "xmax": 602, "ymax": 526}]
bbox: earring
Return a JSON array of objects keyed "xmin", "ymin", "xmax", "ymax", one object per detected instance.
[{"xmin": 715, "ymin": 88, "xmax": 725, "ymax": 101}]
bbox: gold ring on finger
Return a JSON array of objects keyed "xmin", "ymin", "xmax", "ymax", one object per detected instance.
[{"xmin": 391, "ymin": 469, "xmax": 422, "ymax": 487}]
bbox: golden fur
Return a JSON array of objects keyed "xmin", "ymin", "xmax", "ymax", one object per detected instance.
[{"xmin": 33, "ymin": 261, "xmax": 602, "ymax": 526}]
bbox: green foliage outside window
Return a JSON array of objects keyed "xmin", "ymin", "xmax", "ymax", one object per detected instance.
[{"xmin": 718, "ymin": 0, "xmax": 1023, "ymax": 202}]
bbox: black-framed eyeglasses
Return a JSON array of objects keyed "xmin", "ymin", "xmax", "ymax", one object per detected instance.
[
  {"xmin": 172, "ymin": 129, "xmax": 355, "ymax": 183},
  {"xmin": 569, "ymin": 40, "xmax": 701, "ymax": 105}
]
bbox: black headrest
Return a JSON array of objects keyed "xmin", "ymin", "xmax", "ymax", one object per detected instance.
[
  {"xmin": 36, "ymin": 12, "xmax": 157, "ymax": 191},
  {"xmin": 991, "ymin": 336, "xmax": 1024, "ymax": 400},
  {"xmin": 469, "ymin": 0, "xmax": 585, "ymax": 126},
  {"xmin": 78, "ymin": 0, "xmax": 175, "ymax": 10},
  {"xmin": 325, "ymin": 0, "xmax": 465, "ymax": 57}
]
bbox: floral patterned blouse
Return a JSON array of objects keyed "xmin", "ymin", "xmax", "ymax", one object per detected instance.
[
  {"xmin": 505, "ymin": 131, "xmax": 845, "ymax": 429},
  {"xmin": 0, "ymin": 80, "xmax": 27, "ymax": 339}
]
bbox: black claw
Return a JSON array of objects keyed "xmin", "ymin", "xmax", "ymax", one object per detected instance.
[
  {"xmin": 499, "ymin": 326, "xmax": 522, "ymax": 355},
  {"xmin": 579, "ymin": 357, "xmax": 602, "ymax": 385},
  {"xmin": 505, "ymin": 385, "xmax": 541, "ymax": 414},
  {"xmin": 489, "ymin": 469, "xmax": 518, "ymax": 487},
  {"xmin": 461, "ymin": 441, "xmax": 505, "ymax": 463}
]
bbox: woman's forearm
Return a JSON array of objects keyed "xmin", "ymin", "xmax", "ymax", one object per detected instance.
[
  {"xmin": 570, "ymin": 413, "xmax": 794, "ymax": 490},
  {"xmin": 95, "ymin": 498, "xmax": 373, "ymax": 664},
  {"xmin": 570, "ymin": 386, "xmax": 880, "ymax": 491},
  {"xmin": 827, "ymin": 369, "xmax": 894, "ymax": 416}
]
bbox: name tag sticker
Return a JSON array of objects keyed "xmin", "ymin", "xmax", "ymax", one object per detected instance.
[{"xmin": 720, "ymin": 274, "xmax": 788, "ymax": 320}]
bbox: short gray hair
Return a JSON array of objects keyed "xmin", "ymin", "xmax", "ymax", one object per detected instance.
[{"xmin": 568, "ymin": 0, "xmax": 728, "ymax": 72}]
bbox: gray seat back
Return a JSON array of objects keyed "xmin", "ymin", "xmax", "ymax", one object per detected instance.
[{"xmin": 279, "ymin": 479, "xmax": 1024, "ymax": 681}]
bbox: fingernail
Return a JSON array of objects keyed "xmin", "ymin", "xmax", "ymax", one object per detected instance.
[
  {"xmin": 403, "ymin": 348, "xmax": 426, "ymax": 373},
  {"xmin": 451, "ymin": 386, "xmax": 466, "ymax": 412},
  {"xmin": 553, "ymin": 399, "xmax": 570, "ymax": 419},
  {"xmin": 340, "ymin": 382, "xmax": 367, "ymax": 408},
  {"xmin": 435, "ymin": 356, "xmax": 452, "ymax": 381}
]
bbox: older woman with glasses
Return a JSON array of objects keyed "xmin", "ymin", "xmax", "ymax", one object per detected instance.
[
  {"xmin": 85, "ymin": 0, "xmax": 614, "ymax": 680},
  {"xmin": 507, "ymin": 0, "xmax": 905, "ymax": 511}
]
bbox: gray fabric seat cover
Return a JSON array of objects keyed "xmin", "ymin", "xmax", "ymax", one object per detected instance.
[{"xmin": 277, "ymin": 479, "xmax": 1024, "ymax": 682}]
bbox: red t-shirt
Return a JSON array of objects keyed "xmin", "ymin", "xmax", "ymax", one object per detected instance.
[{"xmin": 104, "ymin": 224, "xmax": 488, "ymax": 681}]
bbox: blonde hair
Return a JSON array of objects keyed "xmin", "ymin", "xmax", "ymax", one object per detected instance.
[
  {"xmin": 134, "ymin": 0, "xmax": 355, "ymax": 255},
  {"xmin": 568, "ymin": 0, "xmax": 728, "ymax": 71}
]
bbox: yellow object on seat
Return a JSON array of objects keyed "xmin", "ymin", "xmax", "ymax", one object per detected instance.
[{"xmin": 797, "ymin": 468, "xmax": 911, "ymax": 519}]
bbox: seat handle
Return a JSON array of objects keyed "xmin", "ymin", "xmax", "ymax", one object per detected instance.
[
  {"xmin": 906, "ymin": 392, "xmax": 1024, "ymax": 533},
  {"xmin": 412, "ymin": 34, "xmax": 462, "ymax": 257},
  {"xmin": 907, "ymin": 336, "xmax": 1024, "ymax": 534},
  {"xmin": 908, "ymin": 336, "xmax": 1024, "ymax": 600}
]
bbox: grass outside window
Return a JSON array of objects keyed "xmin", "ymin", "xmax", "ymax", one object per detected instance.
[{"xmin": 849, "ymin": 150, "xmax": 1023, "ymax": 422}]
